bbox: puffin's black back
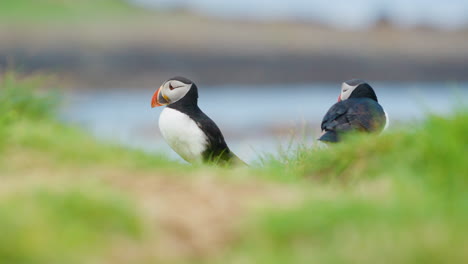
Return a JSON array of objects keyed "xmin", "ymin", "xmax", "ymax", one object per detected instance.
[
  {"xmin": 168, "ymin": 82, "xmax": 241, "ymax": 165},
  {"xmin": 319, "ymin": 98, "xmax": 386, "ymax": 142}
]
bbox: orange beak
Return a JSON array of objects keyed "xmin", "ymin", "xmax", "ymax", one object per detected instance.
[
  {"xmin": 338, "ymin": 94, "xmax": 342, "ymax": 102},
  {"xmin": 151, "ymin": 86, "xmax": 169, "ymax": 108}
]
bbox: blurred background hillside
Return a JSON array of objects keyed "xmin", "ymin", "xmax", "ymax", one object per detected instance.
[
  {"xmin": 1, "ymin": 0, "xmax": 467, "ymax": 161},
  {"xmin": 1, "ymin": 0, "xmax": 468, "ymax": 87}
]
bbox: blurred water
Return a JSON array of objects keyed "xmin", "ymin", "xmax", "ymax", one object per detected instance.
[
  {"xmin": 129, "ymin": 0, "xmax": 468, "ymax": 30},
  {"xmin": 62, "ymin": 83, "xmax": 467, "ymax": 163}
]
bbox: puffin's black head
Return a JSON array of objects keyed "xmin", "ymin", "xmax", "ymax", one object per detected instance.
[
  {"xmin": 151, "ymin": 76, "xmax": 198, "ymax": 108},
  {"xmin": 339, "ymin": 79, "xmax": 378, "ymax": 102}
]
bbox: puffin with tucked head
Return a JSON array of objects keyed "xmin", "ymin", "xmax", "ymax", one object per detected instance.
[
  {"xmin": 319, "ymin": 79, "xmax": 388, "ymax": 143},
  {"xmin": 151, "ymin": 76, "xmax": 245, "ymax": 165}
]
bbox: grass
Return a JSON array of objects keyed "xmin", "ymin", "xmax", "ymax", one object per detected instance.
[
  {"xmin": 0, "ymin": 0, "xmax": 147, "ymax": 23},
  {"xmin": 220, "ymin": 106, "xmax": 468, "ymax": 264},
  {"xmin": 0, "ymin": 72, "xmax": 176, "ymax": 168},
  {"xmin": 0, "ymin": 186, "xmax": 141, "ymax": 264},
  {"xmin": 0, "ymin": 72, "xmax": 467, "ymax": 263},
  {"xmin": 228, "ymin": 197, "xmax": 467, "ymax": 264}
]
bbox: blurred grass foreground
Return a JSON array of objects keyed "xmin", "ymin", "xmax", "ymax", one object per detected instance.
[{"xmin": 0, "ymin": 72, "xmax": 467, "ymax": 263}]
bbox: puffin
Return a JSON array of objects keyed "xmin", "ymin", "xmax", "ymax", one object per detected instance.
[
  {"xmin": 318, "ymin": 79, "xmax": 388, "ymax": 143},
  {"xmin": 151, "ymin": 76, "xmax": 245, "ymax": 165}
]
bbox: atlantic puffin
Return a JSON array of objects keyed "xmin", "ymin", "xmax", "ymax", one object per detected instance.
[
  {"xmin": 151, "ymin": 76, "xmax": 245, "ymax": 165},
  {"xmin": 318, "ymin": 79, "xmax": 388, "ymax": 143}
]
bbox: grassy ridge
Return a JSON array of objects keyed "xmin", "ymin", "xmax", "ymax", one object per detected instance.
[
  {"xmin": 0, "ymin": 73, "xmax": 467, "ymax": 263},
  {"xmin": 267, "ymin": 108, "xmax": 467, "ymax": 188},
  {"xmin": 0, "ymin": 73, "xmax": 164, "ymax": 263},
  {"xmin": 235, "ymin": 109, "xmax": 467, "ymax": 263},
  {"xmin": 225, "ymin": 113, "xmax": 468, "ymax": 263}
]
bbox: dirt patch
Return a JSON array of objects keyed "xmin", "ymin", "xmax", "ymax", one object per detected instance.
[{"xmin": 102, "ymin": 169, "xmax": 303, "ymax": 262}]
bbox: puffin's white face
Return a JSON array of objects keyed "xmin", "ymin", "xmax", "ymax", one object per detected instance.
[
  {"xmin": 151, "ymin": 79, "xmax": 192, "ymax": 107},
  {"xmin": 339, "ymin": 82, "xmax": 358, "ymax": 102}
]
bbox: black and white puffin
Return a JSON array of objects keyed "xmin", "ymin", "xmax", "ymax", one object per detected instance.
[
  {"xmin": 319, "ymin": 79, "xmax": 388, "ymax": 143},
  {"xmin": 151, "ymin": 76, "xmax": 245, "ymax": 165}
]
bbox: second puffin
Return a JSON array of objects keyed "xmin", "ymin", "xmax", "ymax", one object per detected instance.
[
  {"xmin": 319, "ymin": 79, "xmax": 388, "ymax": 143},
  {"xmin": 151, "ymin": 76, "xmax": 244, "ymax": 165}
]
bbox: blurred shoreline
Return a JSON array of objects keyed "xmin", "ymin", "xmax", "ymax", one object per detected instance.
[{"xmin": 1, "ymin": 13, "xmax": 468, "ymax": 87}]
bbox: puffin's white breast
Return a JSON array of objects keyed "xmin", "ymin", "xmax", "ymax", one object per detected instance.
[
  {"xmin": 159, "ymin": 107, "xmax": 208, "ymax": 162},
  {"xmin": 383, "ymin": 110, "xmax": 390, "ymax": 131}
]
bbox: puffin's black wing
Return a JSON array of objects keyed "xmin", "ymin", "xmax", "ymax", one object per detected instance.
[
  {"xmin": 319, "ymin": 98, "xmax": 386, "ymax": 142},
  {"xmin": 192, "ymin": 110, "xmax": 245, "ymax": 165}
]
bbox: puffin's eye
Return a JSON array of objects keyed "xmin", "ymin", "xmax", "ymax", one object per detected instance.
[{"xmin": 169, "ymin": 83, "xmax": 175, "ymax": 90}]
